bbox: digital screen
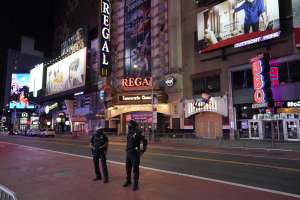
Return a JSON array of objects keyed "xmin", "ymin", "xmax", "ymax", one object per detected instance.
[
  {"xmin": 124, "ymin": 0, "xmax": 151, "ymax": 77},
  {"xmin": 197, "ymin": 0, "xmax": 280, "ymax": 53},
  {"xmin": 10, "ymin": 74, "xmax": 34, "ymax": 109},
  {"xmin": 29, "ymin": 63, "xmax": 44, "ymax": 97},
  {"xmin": 46, "ymin": 48, "xmax": 87, "ymax": 96}
]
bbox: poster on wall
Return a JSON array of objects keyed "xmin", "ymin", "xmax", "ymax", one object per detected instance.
[
  {"xmin": 46, "ymin": 48, "xmax": 87, "ymax": 96},
  {"xmin": 197, "ymin": 0, "xmax": 280, "ymax": 53},
  {"xmin": 10, "ymin": 74, "xmax": 34, "ymax": 109},
  {"xmin": 124, "ymin": 0, "xmax": 151, "ymax": 77},
  {"xmin": 29, "ymin": 63, "xmax": 44, "ymax": 97}
]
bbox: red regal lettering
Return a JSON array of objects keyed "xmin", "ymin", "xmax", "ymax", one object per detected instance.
[
  {"xmin": 122, "ymin": 79, "xmax": 128, "ymax": 87},
  {"xmin": 143, "ymin": 78, "xmax": 149, "ymax": 86},
  {"xmin": 121, "ymin": 77, "xmax": 152, "ymax": 88},
  {"xmin": 129, "ymin": 78, "xmax": 134, "ymax": 87},
  {"xmin": 135, "ymin": 78, "xmax": 142, "ymax": 86}
]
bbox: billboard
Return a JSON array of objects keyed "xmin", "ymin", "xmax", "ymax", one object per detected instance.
[
  {"xmin": 197, "ymin": 0, "xmax": 280, "ymax": 53},
  {"xmin": 29, "ymin": 63, "xmax": 44, "ymax": 97},
  {"xmin": 10, "ymin": 74, "xmax": 34, "ymax": 109},
  {"xmin": 46, "ymin": 48, "xmax": 87, "ymax": 96},
  {"xmin": 124, "ymin": 0, "xmax": 151, "ymax": 77},
  {"xmin": 61, "ymin": 27, "xmax": 87, "ymax": 57}
]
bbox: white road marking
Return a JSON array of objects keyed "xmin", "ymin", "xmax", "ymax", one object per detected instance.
[{"xmin": 1, "ymin": 141, "xmax": 300, "ymax": 199}]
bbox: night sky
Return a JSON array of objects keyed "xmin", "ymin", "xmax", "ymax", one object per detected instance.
[
  {"xmin": 0, "ymin": 0, "xmax": 54, "ymax": 56},
  {"xmin": 0, "ymin": 0, "xmax": 55, "ymax": 108}
]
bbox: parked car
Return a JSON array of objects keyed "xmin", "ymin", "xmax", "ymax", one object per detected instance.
[
  {"xmin": 27, "ymin": 129, "xmax": 39, "ymax": 137},
  {"xmin": 40, "ymin": 129, "xmax": 55, "ymax": 137}
]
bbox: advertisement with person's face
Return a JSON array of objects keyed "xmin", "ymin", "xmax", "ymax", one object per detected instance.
[
  {"xmin": 46, "ymin": 48, "xmax": 87, "ymax": 96},
  {"xmin": 10, "ymin": 74, "xmax": 34, "ymax": 109},
  {"xmin": 197, "ymin": 0, "xmax": 280, "ymax": 53},
  {"xmin": 124, "ymin": 0, "xmax": 151, "ymax": 77}
]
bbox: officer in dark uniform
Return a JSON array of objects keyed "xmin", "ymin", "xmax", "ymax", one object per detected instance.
[
  {"xmin": 90, "ymin": 128, "xmax": 109, "ymax": 183},
  {"xmin": 123, "ymin": 120, "xmax": 148, "ymax": 191}
]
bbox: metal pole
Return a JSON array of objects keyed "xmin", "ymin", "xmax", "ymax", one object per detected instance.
[
  {"xmin": 151, "ymin": 78, "xmax": 154, "ymax": 141},
  {"xmin": 271, "ymin": 120, "xmax": 274, "ymax": 148}
]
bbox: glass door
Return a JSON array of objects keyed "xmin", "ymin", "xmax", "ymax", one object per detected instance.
[{"xmin": 283, "ymin": 119, "xmax": 300, "ymax": 141}]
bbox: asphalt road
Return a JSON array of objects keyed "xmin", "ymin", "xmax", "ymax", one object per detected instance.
[{"xmin": 1, "ymin": 135, "xmax": 300, "ymax": 196}]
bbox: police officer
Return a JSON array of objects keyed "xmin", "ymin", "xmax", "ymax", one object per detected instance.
[
  {"xmin": 90, "ymin": 128, "xmax": 109, "ymax": 183},
  {"xmin": 123, "ymin": 120, "xmax": 148, "ymax": 191}
]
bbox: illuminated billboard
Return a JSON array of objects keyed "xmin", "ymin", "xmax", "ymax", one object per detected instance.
[
  {"xmin": 46, "ymin": 48, "xmax": 87, "ymax": 96},
  {"xmin": 29, "ymin": 63, "xmax": 44, "ymax": 97},
  {"xmin": 124, "ymin": 0, "xmax": 151, "ymax": 77},
  {"xmin": 10, "ymin": 74, "xmax": 34, "ymax": 109},
  {"xmin": 197, "ymin": 0, "xmax": 280, "ymax": 53}
]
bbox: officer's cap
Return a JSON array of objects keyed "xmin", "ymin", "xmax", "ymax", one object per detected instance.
[{"xmin": 129, "ymin": 120, "xmax": 138, "ymax": 128}]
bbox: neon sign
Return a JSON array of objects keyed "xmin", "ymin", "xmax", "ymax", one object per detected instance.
[
  {"xmin": 121, "ymin": 77, "xmax": 152, "ymax": 88},
  {"xmin": 251, "ymin": 54, "xmax": 273, "ymax": 106},
  {"xmin": 99, "ymin": 0, "xmax": 111, "ymax": 77}
]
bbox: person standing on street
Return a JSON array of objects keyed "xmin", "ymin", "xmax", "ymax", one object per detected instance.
[
  {"xmin": 90, "ymin": 128, "xmax": 109, "ymax": 183},
  {"xmin": 123, "ymin": 120, "xmax": 148, "ymax": 191},
  {"xmin": 232, "ymin": 0, "xmax": 268, "ymax": 33}
]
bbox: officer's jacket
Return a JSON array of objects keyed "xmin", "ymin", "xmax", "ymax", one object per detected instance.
[
  {"xmin": 126, "ymin": 129, "xmax": 148, "ymax": 153},
  {"xmin": 91, "ymin": 133, "xmax": 108, "ymax": 152}
]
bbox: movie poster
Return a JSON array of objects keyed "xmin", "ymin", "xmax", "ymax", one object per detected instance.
[
  {"xmin": 124, "ymin": 0, "xmax": 151, "ymax": 77},
  {"xmin": 46, "ymin": 48, "xmax": 87, "ymax": 96},
  {"xmin": 197, "ymin": 0, "xmax": 280, "ymax": 53},
  {"xmin": 10, "ymin": 74, "xmax": 34, "ymax": 109}
]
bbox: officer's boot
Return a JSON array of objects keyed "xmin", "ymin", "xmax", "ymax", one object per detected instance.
[
  {"xmin": 123, "ymin": 179, "xmax": 131, "ymax": 187},
  {"xmin": 132, "ymin": 181, "xmax": 138, "ymax": 191}
]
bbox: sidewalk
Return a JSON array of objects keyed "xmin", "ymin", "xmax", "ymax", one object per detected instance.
[{"xmin": 0, "ymin": 142, "xmax": 298, "ymax": 200}]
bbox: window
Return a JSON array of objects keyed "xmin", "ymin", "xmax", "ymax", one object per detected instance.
[
  {"xmin": 192, "ymin": 75, "xmax": 220, "ymax": 95},
  {"xmin": 288, "ymin": 60, "xmax": 300, "ymax": 83},
  {"xmin": 232, "ymin": 69, "xmax": 253, "ymax": 90},
  {"xmin": 277, "ymin": 63, "xmax": 288, "ymax": 85}
]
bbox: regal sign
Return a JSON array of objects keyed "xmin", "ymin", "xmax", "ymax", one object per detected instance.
[
  {"xmin": 121, "ymin": 77, "xmax": 152, "ymax": 88},
  {"xmin": 99, "ymin": 0, "xmax": 111, "ymax": 77},
  {"xmin": 251, "ymin": 54, "xmax": 273, "ymax": 107}
]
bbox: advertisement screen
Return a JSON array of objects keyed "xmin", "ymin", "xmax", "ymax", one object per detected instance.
[
  {"xmin": 10, "ymin": 74, "xmax": 34, "ymax": 109},
  {"xmin": 197, "ymin": 0, "xmax": 280, "ymax": 53},
  {"xmin": 124, "ymin": 0, "xmax": 151, "ymax": 77},
  {"xmin": 46, "ymin": 48, "xmax": 87, "ymax": 96},
  {"xmin": 29, "ymin": 63, "xmax": 44, "ymax": 97}
]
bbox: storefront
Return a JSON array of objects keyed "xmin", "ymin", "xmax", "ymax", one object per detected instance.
[
  {"xmin": 185, "ymin": 96, "xmax": 228, "ymax": 139},
  {"xmin": 230, "ymin": 55, "xmax": 300, "ymax": 142},
  {"xmin": 107, "ymin": 92, "xmax": 170, "ymax": 135}
]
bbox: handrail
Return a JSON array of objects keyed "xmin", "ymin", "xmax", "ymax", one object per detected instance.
[{"xmin": 0, "ymin": 184, "xmax": 18, "ymax": 200}]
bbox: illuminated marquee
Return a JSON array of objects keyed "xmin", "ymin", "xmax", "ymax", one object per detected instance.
[
  {"xmin": 121, "ymin": 77, "xmax": 152, "ymax": 88},
  {"xmin": 99, "ymin": 0, "xmax": 111, "ymax": 77},
  {"xmin": 119, "ymin": 95, "xmax": 152, "ymax": 102},
  {"xmin": 251, "ymin": 54, "xmax": 273, "ymax": 106}
]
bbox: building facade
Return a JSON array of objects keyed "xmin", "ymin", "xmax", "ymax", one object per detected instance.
[
  {"xmin": 180, "ymin": 0, "xmax": 300, "ymax": 141},
  {"xmin": 104, "ymin": 0, "xmax": 188, "ymax": 135}
]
